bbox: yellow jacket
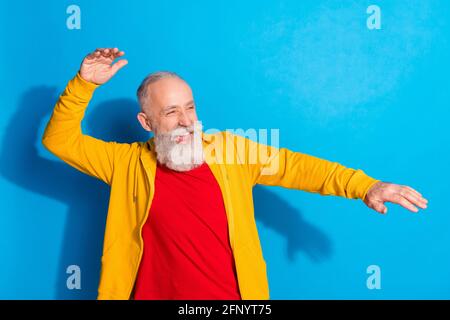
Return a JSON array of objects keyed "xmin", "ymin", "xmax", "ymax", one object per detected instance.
[{"xmin": 42, "ymin": 73, "xmax": 380, "ymax": 300}]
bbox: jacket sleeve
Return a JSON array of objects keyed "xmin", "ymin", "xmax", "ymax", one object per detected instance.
[
  {"xmin": 42, "ymin": 72, "xmax": 131, "ymax": 186},
  {"xmin": 233, "ymin": 133, "xmax": 380, "ymax": 200}
]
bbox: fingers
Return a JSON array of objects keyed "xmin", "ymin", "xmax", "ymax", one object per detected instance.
[
  {"xmin": 365, "ymin": 182, "xmax": 428, "ymax": 215},
  {"xmin": 110, "ymin": 59, "xmax": 129, "ymax": 76},
  {"xmin": 372, "ymin": 201, "xmax": 388, "ymax": 214},
  {"xmin": 390, "ymin": 194, "xmax": 419, "ymax": 213},
  {"xmin": 404, "ymin": 185, "xmax": 423, "ymax": 198},
  {"xmin": 401, "ymin": 189, "xmax": 428, "ymax": 210},
  {"xmin": 86, "ymin": 49, "xmax": 104, "ymax": 60},
  {"xmin": 87, "ymin": 47, "xmax": 125, "ymax": 60},
  {"xmin": 111, "ymin": 48, "xmax": 125, "ymax": 56},
  {"xmin": 86, "ymin": 50, "xmax": 100, "ymax": 59}
]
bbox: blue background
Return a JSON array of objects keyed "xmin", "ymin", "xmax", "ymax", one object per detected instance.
[{"xmin": 0, "ymin": 0, "xmax": 449, "ymax": 299}]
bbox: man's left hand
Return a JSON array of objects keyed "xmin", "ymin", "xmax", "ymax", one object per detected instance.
[{"xmin": 364, "ymin": 182, "xmax": 428, "ymax": 214}]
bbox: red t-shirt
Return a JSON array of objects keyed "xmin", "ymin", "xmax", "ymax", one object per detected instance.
[{"xmin": 133, "ymin": 161, "xmax": 241, "ymax": 300}]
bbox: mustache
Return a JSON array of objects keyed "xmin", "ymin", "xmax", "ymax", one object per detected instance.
[
  {"xmin": 170, "ymin": 125, "xmax": 194, "ymax": 137},
  {"xmin": 169, "ymin": 121, "xmax": 203, "ymax": 137},
  {"xmin": 154, "ymin": 121, "xmax": 203, "ymax": 141}
]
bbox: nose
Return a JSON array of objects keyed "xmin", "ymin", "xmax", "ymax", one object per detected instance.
[{"xmin": 178, "ymin": 109, "xmax": 192, "ymax": 127}]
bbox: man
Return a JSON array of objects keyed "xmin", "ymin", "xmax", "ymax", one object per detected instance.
[{"xmin": 42, "ymin": 48, "xmax": 428, "ymax": 300}]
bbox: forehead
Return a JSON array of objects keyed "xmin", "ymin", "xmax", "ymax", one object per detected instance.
[{"xmin": 147, "ymin": 77, "xmax": 193, "ymax": 107}]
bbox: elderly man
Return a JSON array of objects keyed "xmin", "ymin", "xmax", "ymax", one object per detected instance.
[{"xmin": 42, "ymin": 48, "xmax": 428, "ymax": 300}]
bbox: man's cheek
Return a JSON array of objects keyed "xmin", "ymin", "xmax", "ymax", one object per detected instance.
[{"xmin": 159, "ymin": 124, "xmax": 174, "ymax": 135}]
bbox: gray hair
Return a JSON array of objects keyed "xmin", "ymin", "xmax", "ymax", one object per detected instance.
[{"xmin": 136, "ymin": 71, "xmax": 185, "ymax": 113}]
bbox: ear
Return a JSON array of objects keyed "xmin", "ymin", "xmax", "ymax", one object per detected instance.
[{"xmin": 137, "ymin": 112, "xmax": 153, "ymax": 132}]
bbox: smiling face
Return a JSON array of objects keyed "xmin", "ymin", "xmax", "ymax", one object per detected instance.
[
  {"xmin": 137, "ymin": 76, "xmax": 198, "ymax": 138},
  {"xmin": 137, "ymin": 74, "xmax": 204, "ymax": 171}
]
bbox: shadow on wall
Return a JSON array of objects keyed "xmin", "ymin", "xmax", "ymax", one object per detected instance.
[
  {"xmin": 0, "ymin": 86, "xmax": 146, "ymax": 299},
  {"xmin": 0, "ymin": 86, "xmax": 332, "ymax": 299},
  {"xmin": 253, "ymin": 186, "xmax": 333, "ymax": 262}
]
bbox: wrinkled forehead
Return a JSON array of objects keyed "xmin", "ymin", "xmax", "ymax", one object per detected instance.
[{"xmin": 147, "ymin": 77, "xmax": 193, "ymax": 112}]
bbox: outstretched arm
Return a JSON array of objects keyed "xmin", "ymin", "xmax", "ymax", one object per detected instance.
[{"xmin": 236, "ymin": 132, "xmax": 428, "ymax": 214}]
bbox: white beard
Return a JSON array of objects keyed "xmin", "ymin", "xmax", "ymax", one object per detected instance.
[{"xmin": 154, "ymin": 120, "xmax": 205, "ymax": 172}]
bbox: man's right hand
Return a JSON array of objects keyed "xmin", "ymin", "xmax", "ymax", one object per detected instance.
[{"xmin": 79, "ymin": 47, "xmax": 128, "ymax": 85}]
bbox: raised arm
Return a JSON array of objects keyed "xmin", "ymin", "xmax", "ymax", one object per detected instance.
[{"xmin": 42, "ymin": 48, "xmax": 130, "ymax": 185}]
